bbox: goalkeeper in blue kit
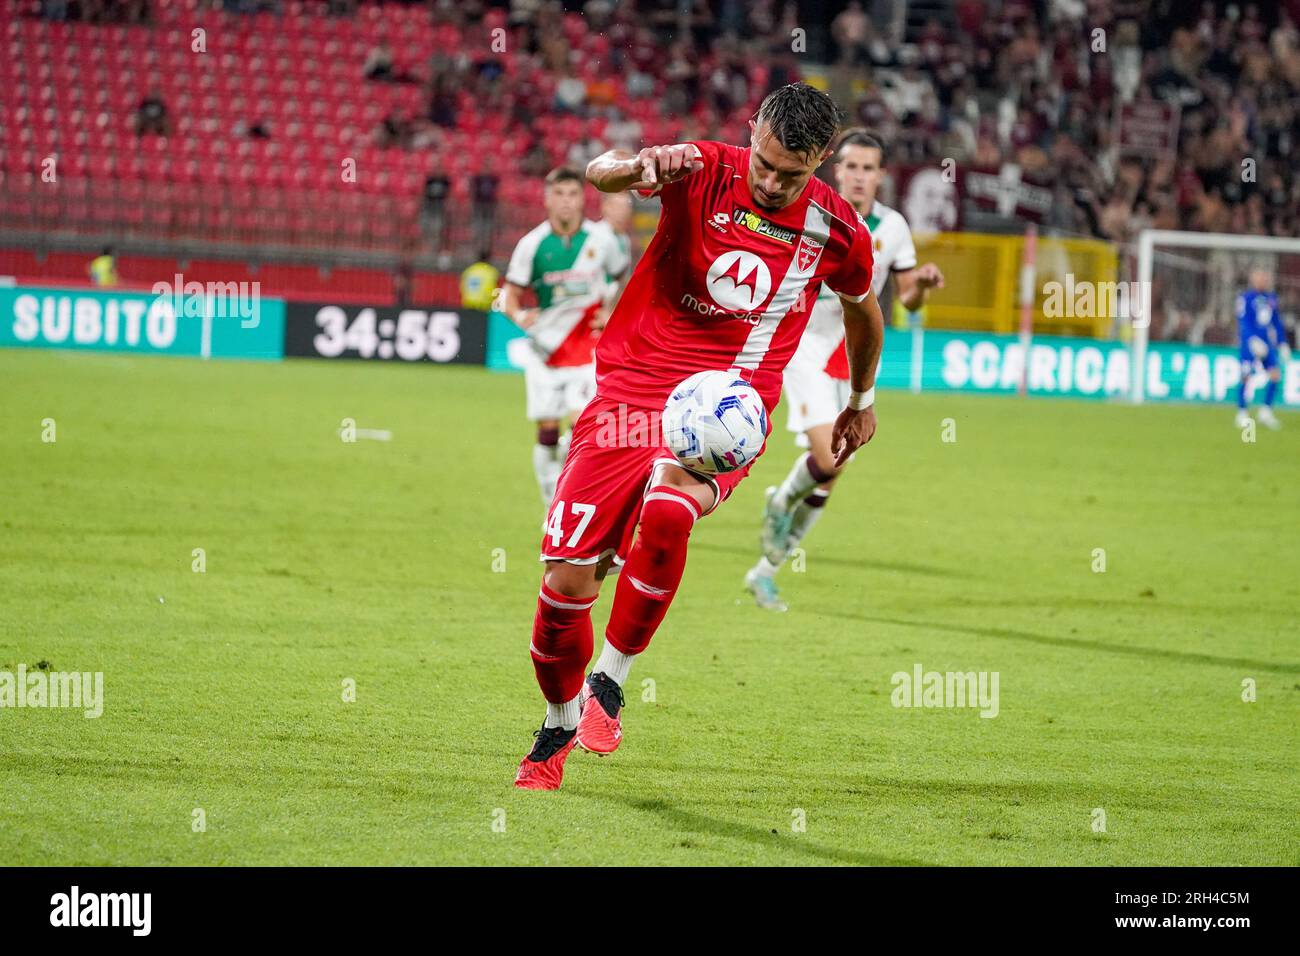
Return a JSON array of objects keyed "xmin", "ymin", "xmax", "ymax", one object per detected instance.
[{"xmin": 1235, "ymin": 269, "xmax": 1290, "ymax": 430}]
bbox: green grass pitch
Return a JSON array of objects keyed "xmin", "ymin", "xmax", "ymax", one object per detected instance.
[{"xmin": 1, "ymin": 349, "xmax": 1296, "ymax": 866}]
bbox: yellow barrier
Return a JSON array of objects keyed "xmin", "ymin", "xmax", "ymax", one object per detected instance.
[{"xmin": 913, "ymin": 232, "xmax": 1120, "ymax": 338}]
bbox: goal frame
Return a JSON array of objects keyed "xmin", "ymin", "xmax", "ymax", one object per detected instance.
[{"xmin": 1131, "ymin": 229, "xmax": 1300, "ymax": 403}]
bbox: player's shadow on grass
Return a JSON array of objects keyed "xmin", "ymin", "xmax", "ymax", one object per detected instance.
[
  {"xmin": 689, "ymin": 541, "xmax": 971, "ymax": 579},
  {"xmin": 589, "ymin": 793, "xmax": 927, "ymax": 866},
  {"xmin": 819, "ymin": 611, "xmax": 1299, "ymax": 674}
]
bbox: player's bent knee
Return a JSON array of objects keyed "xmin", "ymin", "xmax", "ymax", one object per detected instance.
[
  {"xmin": 639, "ymin": 487, "xmax": 699, "ymax": 554},
  {"xmin": 650, "ymin": 463, "xmax": 716, "ymax": 514},
  {"xmin": 542, "ymin": 560, "xmax": 600, "ymax": 598}
]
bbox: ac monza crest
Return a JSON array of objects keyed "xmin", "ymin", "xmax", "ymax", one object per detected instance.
[{"xmin": 795, "ymin": 235, "xmax": 823, "ymax": 273}]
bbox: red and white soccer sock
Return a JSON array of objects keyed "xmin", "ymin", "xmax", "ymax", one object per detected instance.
[
  {"xmin": 605, "ymin": 485, "xmax": 700, "ymax": 656},
  {"xmin": 531, "ymin": 580, "xmax": 597, "ymax": 730},
  {"xmin": 592, "ymin": 639, "xmax": 636, "ymax": 687},
  {"xmin": 772, "ymin": 453, "xmax": 833, "ymax": 511}
]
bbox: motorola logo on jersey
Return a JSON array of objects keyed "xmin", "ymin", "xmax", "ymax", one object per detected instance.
[{"xmin": 705, "ymin": 251, "xmax": 772, "ymax": 313}]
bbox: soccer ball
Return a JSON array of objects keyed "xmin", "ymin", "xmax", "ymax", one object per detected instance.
[{"xmin": 661, "ymin": 371, "xmax": 768, "ymax": 474}]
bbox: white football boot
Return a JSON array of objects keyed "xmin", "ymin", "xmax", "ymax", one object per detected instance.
[{"xmin": 744, "ymin": 565, "xmax": 788, "ymax": 612}]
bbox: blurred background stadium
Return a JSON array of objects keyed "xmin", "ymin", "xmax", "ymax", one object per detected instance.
[
  {"xmin": 2, "ymin": 0, "xmax": 1297, "ymax": 349},
  {"xmin": 5, "ymin": 0, "xmax": 1299, "ymax": 869}
]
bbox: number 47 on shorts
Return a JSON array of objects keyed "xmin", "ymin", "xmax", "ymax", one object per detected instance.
[{"xmin": 546, "ymin": 500, "xmax": 596, "ymax": 549}]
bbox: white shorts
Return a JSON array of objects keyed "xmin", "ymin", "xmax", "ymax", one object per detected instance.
[
  {"xmin": 784, "ymin": 361, "xmax": 851, "ymax": 441},
  {"xmin": 524, "ymin": 359, "xmax": 596, "ymax": 422}
]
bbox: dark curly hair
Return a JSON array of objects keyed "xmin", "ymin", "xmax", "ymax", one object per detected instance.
[{"xmin": 754, "ymin": 83, "xmax": 844, "ymax": 162}]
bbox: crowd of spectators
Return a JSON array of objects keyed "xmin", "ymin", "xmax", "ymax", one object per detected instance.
[
  {"xmin": 353, "ymin": 0, "xmax": 798, "ymax": 259},
  {"xmin": 830, "ymin": 0, "xmax": 1299, "ymax": 245},
  {"xmin": 355, "ymin": 0, "xmax": 1297, "ymax": 250},
  {"xmin": 360, "ymin": 0, "xmax": 798, "ymax": 171},
  {"xmin": 32, "ymin": 0, "xmax": 1300, "ymax": 257}
]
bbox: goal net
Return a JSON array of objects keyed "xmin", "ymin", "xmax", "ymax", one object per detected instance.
[{"xmin": 1131, "ymin": 230, "xmax": 1300, "ymax": 405}]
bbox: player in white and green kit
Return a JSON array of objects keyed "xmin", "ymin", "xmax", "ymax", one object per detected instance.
[
  {"xmin": 500, "ymin": 167, "xmax": 630, "ymax": 507},
  {"xmin": 745, "ymin": 129, "xmax": 945, "ymax": 610}
]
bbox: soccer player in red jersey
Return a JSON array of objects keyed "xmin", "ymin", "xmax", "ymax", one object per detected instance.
[{"xmin": 514, "ymin": 83, "xmax": 886, "ymax": 790}]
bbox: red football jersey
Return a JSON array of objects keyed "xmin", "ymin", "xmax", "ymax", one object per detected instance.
[{"xmin": 594, "ymin": 140, "xmax": 874, "ymax": 412}]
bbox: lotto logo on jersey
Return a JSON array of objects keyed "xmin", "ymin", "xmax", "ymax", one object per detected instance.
[{"xmin": 705, "ymin": 251, "xmax": 772, "ymax": 313}]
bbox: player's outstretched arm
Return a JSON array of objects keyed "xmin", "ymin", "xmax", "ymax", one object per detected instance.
[
  {"xmin": 586, "ymin": 145, "xmax": 703, "ymax": 193},
  {"xmin": 831, "ymin": 290, "xmax": 885, "ymax": 467},
  {"xmin": 895, "ymin": 262, "xmax": 945, "ymax": 311}
]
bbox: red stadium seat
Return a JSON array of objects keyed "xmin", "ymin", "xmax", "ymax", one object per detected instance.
[{"xmin": 1, "ymin": 0, "xmax": 769, "ymax": 265}]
